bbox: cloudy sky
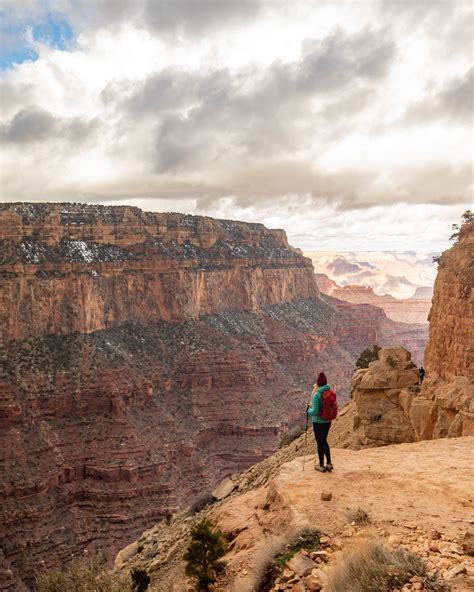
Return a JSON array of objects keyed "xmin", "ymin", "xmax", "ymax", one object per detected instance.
[{"xmin": 0, "ymin": 0, "xmax": 472, "ymax": 251}]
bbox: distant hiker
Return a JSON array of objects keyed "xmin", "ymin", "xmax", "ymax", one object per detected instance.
[
  {"xmin": 307, "ymin": 372, "xmax": 337, "ymax": 472},
  {"xmin": 419, "ymin": 366, "xmax": 426, "ymax": 384}
]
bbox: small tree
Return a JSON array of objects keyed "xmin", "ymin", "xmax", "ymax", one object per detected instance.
[
  {"xmin": 184, "ymin": 518, "xmax": 227, "ymax": 591},
  {"xmin": 131, "ymin": 568, "xmax": 150, "ymax": 592},
  {"xmin": 449, "ymin": 209, "xmax": 473, "ymax": 243},
  {"xmin": 355, "ymin": 345, "xmax": 381, "ymax": 369}
]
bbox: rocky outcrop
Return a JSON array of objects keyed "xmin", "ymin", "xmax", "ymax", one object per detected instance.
[
  {"xmin": 424, "ymin": 222, "xmax": 473, "ymax": 384},
  {"xmin": 0, "ymin": 204, "xmax": 438, "ymax": 590},
  {"xmin": 313, "ymin": 273, "xmax": 338, "ymax": 295},
  {"xmin": 419, "ymin": 221, "xmax": 474, "ymax": 440},
  {"xmin": 351, "ymin": 347, "xmax": 419, "ymax": 445},
  {"xmin": 351, "ymin": 346, "xmax": 474, "ymax": 446}
]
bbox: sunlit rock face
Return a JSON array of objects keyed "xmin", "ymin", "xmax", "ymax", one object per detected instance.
[
  {"xmin": 420, "ymin": 221, "xmax": 474, "ymax": 438},
  {"xmin": 0, "ymin": 203, "xmax": 433, "ymax": 590},
  {"xmin": 0, "ymin": 203, "xmax": 319, "ymax": 340},
  {"xmin": 424, "ymin": 222, "xmax": 473, "ymax": 384}
]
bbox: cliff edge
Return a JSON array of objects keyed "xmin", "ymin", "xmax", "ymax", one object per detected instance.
[{"xmin": 116, "ymin": 436, "xmax": 474, "ymax": 591}]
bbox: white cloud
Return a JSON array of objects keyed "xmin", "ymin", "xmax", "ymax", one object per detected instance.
[{"xmin": 0, "ymin": 0, "xmax": 472, "ymax": 251}]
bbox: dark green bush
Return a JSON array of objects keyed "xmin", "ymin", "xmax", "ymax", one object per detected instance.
[
  {"xmin": 355, "ymin": 345, "xmax": 381, "ymax": 369},
  {"xmin": 184, "ymin": 518, "xmax": 227, "ymax": 591},
  {"xmin": 449, "ymin": 209, "xmax": 473, "ymax": 243},
  {"xmin": 131, "ymin": 567, "xmax": 150, "ymax": 592}
]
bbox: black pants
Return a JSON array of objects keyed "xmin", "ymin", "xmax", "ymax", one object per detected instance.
[{"xmin": 313, "ymin": 422, "xmax": 332, "ymax": 466}]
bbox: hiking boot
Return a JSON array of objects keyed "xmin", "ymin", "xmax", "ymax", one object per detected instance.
[
  {"xmin": 325, "ymin": 463, "xmax": 334, "ymax": 471},
  {"xmin": 315, "ymin": 464, "xmax": 326, "ymax": 472}
]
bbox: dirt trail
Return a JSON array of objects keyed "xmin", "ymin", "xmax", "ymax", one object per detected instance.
[{"xmin": 210, "ymin": 437, "xmax": 474, "ymax": 591}]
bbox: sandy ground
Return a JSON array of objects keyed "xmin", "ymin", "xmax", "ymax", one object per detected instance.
[
  {"xmin": 122, "ymin": 436, "xmax": 474, "ymax": 591},
  {"xmin": 210, "ymin": 437, "xmax": 474, "ymax": 591}
]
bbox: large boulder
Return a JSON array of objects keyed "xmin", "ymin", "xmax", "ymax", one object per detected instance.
[
  {"xmin": 352, "ymin": 347, "xmax": 419, "ymax": 445},
  {"xmin": 352, "ymin": 347, "xmax": 474, "ymax": 445},
  {"xmin": 413, "ymin": 376, "xmax": 474, "ymax": 439}
]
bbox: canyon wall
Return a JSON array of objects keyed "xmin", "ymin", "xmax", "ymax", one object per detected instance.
[
  {"xmin": 351, "ymin": 223, "xmax": 473, "ymax": 446},
  {"xmin": 419, "ymin": 220, "xmax": 474, "ymax": 437},
  {"xmin": 0, "ymin": 204, "xmax": 317, "ymax": 340},
  {"xmin": 0, "ymin": 203, "xmax": 428, "ymax": 590}
]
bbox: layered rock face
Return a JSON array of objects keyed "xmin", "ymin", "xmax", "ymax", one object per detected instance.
[
  {"xmin": 419, "ymin": 221, "xmax": 474, "ymax": 439},
  {"xmin": 424, "ymin": 222, "xmax": 473, "ymax": 384},
  {"xmin": 0, "ymin": 203, "xmax": 431, "ymax": 590},
  {"xmin": 0, "ymin": 204, "xmax": 317, "ymax": 340},
  {"xmin": 315, "ymin": 274, "xmax": 431, "ymax": 325},
  {"xmin": 351, "ymin": 347, "xmax": 420, "ymax": 445}
]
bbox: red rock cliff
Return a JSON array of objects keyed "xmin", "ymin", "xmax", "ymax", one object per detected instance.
[
  {"xmin": 415, "ymin": 220, "xmax": 474, "ymax": 438},
  {"xmin": 424, "ymin": 222, "xmax": 473, "ymax": 383},
  {"xmin": 0, "ymin": 203, "xmax": 430, "ymax": 590},
  {"xmin": 0, "ymin": 204, "xmax": 318, "ymax": 340}
]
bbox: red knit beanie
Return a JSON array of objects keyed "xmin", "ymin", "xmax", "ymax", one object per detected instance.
[{"xmin": 316, "ymin": 372, "xmax": 327, "ymax": 387}]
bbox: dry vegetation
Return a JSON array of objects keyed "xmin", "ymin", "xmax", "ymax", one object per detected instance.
[
  {"xmin": 36, "ymin": 555, "xmax": 133, "ymax": 592},
  {"xmin": 327, "ymin": 542, "xmax": 450, "ymax": 592},
  {"xmin": 344, "ymin": 507, "xmax": 370, "ymax": 525}
]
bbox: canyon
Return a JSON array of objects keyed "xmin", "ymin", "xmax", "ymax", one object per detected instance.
[
  {"xmin": 306, "ymin": 251, "xmax": 436, "ymax": 300},
  {"xmin": 114, "ymin": 221, "xmax": 473, "ymax": 592},
  {"xmin": 0, "ymin": 203, "xmax": 428, "ymax": 590},
  {"xmin": 314, "ymin": 274, "xmax": 432, "ymax": 325}
]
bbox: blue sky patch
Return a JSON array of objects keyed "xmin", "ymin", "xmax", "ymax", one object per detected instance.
[{"xmin": 0, "ymin": 12, "xmax": 74, "ymax": 71}]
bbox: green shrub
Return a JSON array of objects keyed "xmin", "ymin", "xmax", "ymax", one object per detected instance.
[
  {"xmin": 184, "ymin": 518, "xmax": 227, "ymax": 591},
  {"xmin": 279, "ymin": 425, "xmax": 305, "ymax": 448},
  {"xmin": 327, "ymin": 542, "xmax": 450, "ymax": 592},
  {"xmin": 449, "ymin": 209, "xmax": 473, "ymax": 243},
  {"xmin": 274, "ymin": 528, "xmax": 320, "ymax": 566},
  {"xmin": 131, "ymin": 567, "xmax": 150, "ymax": 592},
  {"xmin": 355, "ymin": 345, "xmax": 381, "ymax": 369},
  {"xmin": 257, "ymin": 528, "xmax": 320, "ymax": 591}
]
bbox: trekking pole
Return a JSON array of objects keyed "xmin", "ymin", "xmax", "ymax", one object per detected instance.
[{"xmin": 303, "ymin": 405, "xmax": 309, "ymax": 472}]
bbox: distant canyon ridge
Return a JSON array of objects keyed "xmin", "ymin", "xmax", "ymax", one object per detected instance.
[
  {"xmin": 313, "ymin": 274, "xmax": 432, "ymax": 325},
  {"xmin": 306, "ymin": 250, "xmax": 435, "ymax": 325},
  {"xmin": 0, "ymin": 203, "xmax": 428, "ymax": 590},
  {"xmin": 306, "ymin": 250, "xmax": 436, "ymax": 300}
]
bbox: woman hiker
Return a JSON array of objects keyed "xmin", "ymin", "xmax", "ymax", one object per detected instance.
[{"xmin": 307, "ymin": 372, "xmax": 333, "ymax": 472}]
